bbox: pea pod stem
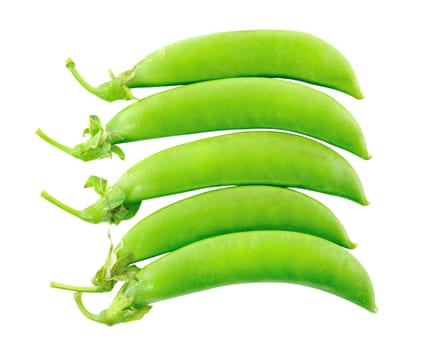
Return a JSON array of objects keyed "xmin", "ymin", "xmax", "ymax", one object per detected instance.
[
  {"xmin": 66, "ymin": 58, "xmax": 135, "ymax": 102},
  {"xmin": 50, "ymin": 281, "xmax": 107, "ymax": 293},
  {"xmin": 36, "ymin": 128, "xmax": 84, "ymax": 159},
  {"xmin": 74, "ymin": 292, "xmax": 152, "ymax": 326},
  {"xmin": 65, "ymin": 59, "xmax": 100, "ymax": 97},
  {"xmin": 74, "ymin": 293, "xmax": 100, "ymax": 321},
  {"xmin": 40, "ymin": 191, "xmax": 81, "ymax": 219},
  {"xmin": 36, "ymin": 128, "xmax": 73, "ymax": 156}
]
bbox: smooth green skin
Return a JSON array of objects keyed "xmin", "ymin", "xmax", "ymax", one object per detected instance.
[
  {"xmin": 90, "ymin": 185, "xmax": 355, "ymax": 291},
  {"xmin": 37, "ymin": 78, "xmax": 369, "ymax": 161},
  {"xmin": 66, "ymin": 30, "xmax": 363, "ymax": 102},
  {"xmin": 74, "ymin": 231, "xmax": 377, "ymax": 326},
  {"xmin": 41, "ymin": 131, "xmax": 368, "ymax": 224},
  {"xmin": 108, "ymin": 78, "xmax": 367, "ymax": 153},
  {"xmin": 118, "ymin": 185, "xmax": 355, "ymax": 260}
]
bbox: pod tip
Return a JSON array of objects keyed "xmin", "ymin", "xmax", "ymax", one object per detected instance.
[
  {"xmin": 65, "ymin": 57, "xmax": 75, "ymax": 67},
  {"xmin": 347, "ymin": 241, "xmax": 357, "ymax": 249},
  {"xmin": 361, "ymin": 152, "xmax": 372, "ymax": 160}
]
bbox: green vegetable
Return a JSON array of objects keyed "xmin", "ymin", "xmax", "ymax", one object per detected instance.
[
  {"xmin": 66, "ymin": 30, "xmax": 363, "ymax": 102},
  {"xmin": 36, "ymin": 77, "xmax": 369, "ymax": 161},
  {"xmin": 62, "ymin": 231, "xmax": 377, "ymax": 326},
  {"xmin": 40, "ymin": 131, "xmax": 368, "ymax": 225},
  {"xmin": 83, "ymin": 185, "xmax": 354, "ymax": 291}
]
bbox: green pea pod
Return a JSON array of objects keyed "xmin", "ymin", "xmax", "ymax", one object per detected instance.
[
  {"xmin": 66, "ymin": 30, "xmax": 363, "ymax": 102},
  {"xmin": 65, "ymin": 231, "xmax": 377, "ymax": 326},
  {"xmin": 41, "ymin": 131, "xmax": 368, "ymax": 225},
  {"xmin": 64, "ymin": 186, "xmax": 352, "ymax": 291},
  {"xmin": 37, "ymin": 78, "xmax": 370, "ymax": 161}
]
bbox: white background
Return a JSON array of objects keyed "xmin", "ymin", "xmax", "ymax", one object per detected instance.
[{"xmin": 1, "ymin": 0, "xmax": 425, "ymax": 348}]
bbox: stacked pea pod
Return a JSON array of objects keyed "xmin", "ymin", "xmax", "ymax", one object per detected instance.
[{"xmin": 38, "ymin": 30, "xmax": 377, "ymax": 326}]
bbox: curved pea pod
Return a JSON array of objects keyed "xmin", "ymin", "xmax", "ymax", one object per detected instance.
[
  {"xmin": 36, "ymin": 78, "xmax": 370, "ymax": 161},
  {"xmin": 41, "ymin": 131, "xmax": 368, "ymax": 225},
  {"xmin": 78, "ymin": 185, "xmax": 353, "ymax": 291},
  {"xmin": 68, "ymin": 231, "xmax": 377, "ymax": 326},
  {"xmin": 66, "ymin": 30, "xmax": 363, "ymax": 102}
]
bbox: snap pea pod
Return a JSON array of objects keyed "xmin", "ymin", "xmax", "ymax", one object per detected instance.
[
  {"xmin": 84, "ymin": 185, "xmax": 354, "ymax": 291},
  {"xmin": 66, "ymin": 30, "xmax": 363, "ymax": 102},
  {"xmin": 66, "ymin": 231, "xmax": 377, "ymax": 326},
  {"xmin": 36, "ymin": 77, "xmax": 370, "ymax": 161},
  {"xmin": 41, "ymin": 131, "xmax": 368, "ymax": 225}
]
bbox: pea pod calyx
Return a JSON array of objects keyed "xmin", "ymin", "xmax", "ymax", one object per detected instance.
[{"xmin": 91, "ymin": 235, "xmax": 139, "ymax": 291}]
